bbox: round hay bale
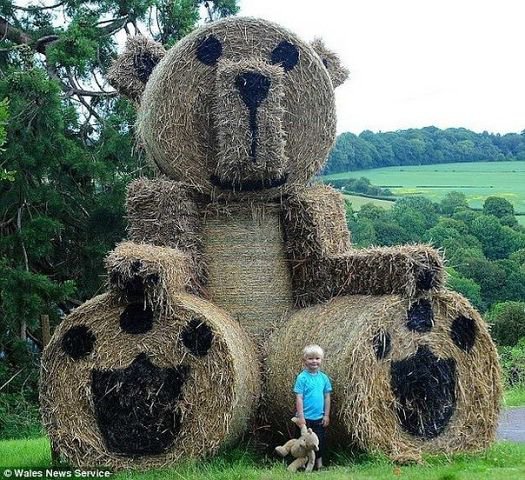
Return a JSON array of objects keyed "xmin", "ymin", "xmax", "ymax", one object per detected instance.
[
  {"xmin": 137, "ymin": 16, "xmax": 336, "ymax": 193},
  {"xmin": 40, "ymin": 293, "xmax": 260, "ymax": 470},
  {"xmin": 266, "ymin": 291, "xmax": 501, "ymax": 460}
]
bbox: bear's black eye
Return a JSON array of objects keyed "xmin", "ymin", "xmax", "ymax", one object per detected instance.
[
  {"xmin": 271, "ymin": 41, "xmax": 299, "ymax": 72},
  {"xmin": 181, "ymin": 319, "xmax": 214, "ymax": 357},
  {"xmin": 373, "ymin": 330, "xmax": 392, "ymax": 360},
  {"xmin": 62, "ymin": 325, "xmax": 95, "ymax": 359},
  {"xmin": 196, "ymin": 35, "xmax": 222, "ymax": 65}
]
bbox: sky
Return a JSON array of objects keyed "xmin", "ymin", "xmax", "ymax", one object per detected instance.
[{"xmin": 238, "ymin": 0, "xmax": 525, "ymax": 135}]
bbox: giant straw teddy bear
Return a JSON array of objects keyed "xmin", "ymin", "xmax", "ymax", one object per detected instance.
[{"xmin": 40, "ymin": 16, "xmax": 500, "ymax": 469}]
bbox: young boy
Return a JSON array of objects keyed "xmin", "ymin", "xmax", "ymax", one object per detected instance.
[{"xmin": 293, "ymin": 344, "xmax": 332, "ymax": 470}]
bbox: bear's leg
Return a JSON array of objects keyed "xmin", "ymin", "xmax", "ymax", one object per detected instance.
[
  {"xmin": 275, "ymin": 439, "xmax": 296, "ymax": 457},
  {"xmin": 305, "ymin": 450, "xmax": 316, "ymax": 472},
  {"xmin": 288, "ymin": 457, "xmax": 308, "ymax": 472}
]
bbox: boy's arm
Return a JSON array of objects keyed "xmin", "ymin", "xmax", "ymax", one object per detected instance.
[
  {"xmin": 295, "ymin": 394, "xmax": 306, "ymax": 427},
  {"xmin": 322, "ymin": 392, "xmax": 331, "ymax": 427}
]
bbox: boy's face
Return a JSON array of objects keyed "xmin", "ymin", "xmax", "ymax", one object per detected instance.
[{"xmin": 304, "ymin": 354, "xmax": 323, "ymax": 373}]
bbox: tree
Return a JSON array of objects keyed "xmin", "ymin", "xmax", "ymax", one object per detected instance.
[
  {"xmin": 469, "ymin": 215, "xmax": 515, "ymax": 260},
  {"xmin": 0, "ymin": 0, "xmax": 239, "ymax": 433},
  {"xmin": 0, "ymin": 0, "xmax": 239, "ymax": 331},
  {"xmin": 0, "ymin": 97, "xmax": 15, "ymax": 182},
  {"xmin": 440, "ymin": 191, "xmax": 468, "ymax": 215},
  {"xmin": 446, "ymin": 267, "xmax": 483, "ymax": 311},
  {"xmin": 487, "ymin": 302, "xmax": 525, "ymax": 346},
  {"xmin": 455, "ymin": 256, "xmax": 506, "ymax": 310},
  {"xmin": 483, "ymin": 196, "xmax": 515, "ymax": 218}
]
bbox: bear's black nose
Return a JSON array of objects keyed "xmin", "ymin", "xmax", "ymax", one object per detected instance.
[{"xmin": 235, "ymin": 72, "xmax": 271, "ymax": 110}]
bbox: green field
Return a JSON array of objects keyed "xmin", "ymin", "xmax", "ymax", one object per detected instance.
[
  {"xmin": 343, "ymin": 193, "xmax": 395, "ymax": 210},
  {"xmin": 323, "ymin": 161, "xmax": 525, "ymax": 218}
]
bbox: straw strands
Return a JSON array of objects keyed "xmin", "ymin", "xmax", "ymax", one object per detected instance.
[
  {"xmin": 213, "ymin": 59, "xmax": 286, "ymax": 188},
  {"xmin": 310, "ymin": 38, "xmax": 350, "ymax": 88},
  {"xmin": 40, "ymin": 293, "xmax": 260, "ymax": 470},
  {"xmin": 266, "ymin": 291, "xmax": 501, "ymax": 461},
  {"xmin": 126, "ymin": 178, "xmax": 206, "ymax": 295},
  {"xmin": 107, "ymin": 36, "xmax": 165, "ymax": 102},
  {"xmin": 105, "ymin": 241, "xmax": 192, "ymax": 315},
  {"xmin": 137, "ymin": 17, "xmax": 336, "ymax": 192},
  {"xmin": 202, "ymin": 203, "xmax": 293, "ymax": 340},
  {"xmin": 283, "ymin": 185, "xmax": 444, "ymax": 306}
]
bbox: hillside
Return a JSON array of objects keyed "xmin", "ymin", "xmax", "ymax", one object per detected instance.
[{"xmin": 325, "ymin": 127, "xmax": 525, "ymax": 174}]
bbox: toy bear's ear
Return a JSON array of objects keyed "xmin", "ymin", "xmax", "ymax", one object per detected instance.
[
  {"xmin": 107, "ymin": 35, "xmax": 166, "ymax": 102},
  {"xmin": 311, "ymin": 38, "xmax": 349, "ymax": 88}
]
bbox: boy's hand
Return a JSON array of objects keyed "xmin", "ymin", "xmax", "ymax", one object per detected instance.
[
  {"xmin": 322, "ymin": 415, "xmax": 330, "ymax": 427},
  {"xmin": 296, "ymin": 416, "xmax": 306, "ymax": 428}
]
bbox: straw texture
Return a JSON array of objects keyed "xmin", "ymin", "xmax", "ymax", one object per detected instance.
[
  {"xmin": 126, "ymin": 178, "xmax": 206, "ymax": 295},
  {"xmin": 137, "ymin": 16, "xmax": 336, "ymax": 193},
  {"xmin": 311, "ymin": 38, "xmax": 350, "ymax": 88},
  {"xmin": 107, "ymin": 36, "xmax": 165, "ymax": 102},
  {"xmin": 202, "ymin": 203, "xmax": 293, "ymax": 340},
  {"xmin": 283, "ymin": 186, "xmax": 445, "ymax": 306},
  {"xmin": 213, "ymin": 59, "xmax": 286, "ymax": 188},
  {"xmin": 105, "ymin": 241, "xmax": 192, "ymax": 314},
  {"xmin": 266, "ymin": 291, "xmax": 501, "ymax": 461},
  {"xmin": 40, "ymin": 292, "xmax": 260, "ymax": 470}
]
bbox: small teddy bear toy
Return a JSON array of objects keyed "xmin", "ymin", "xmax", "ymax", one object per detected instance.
[{"xmin": 275, "ymin": 417, "xmax": 320, "ymax": 473}]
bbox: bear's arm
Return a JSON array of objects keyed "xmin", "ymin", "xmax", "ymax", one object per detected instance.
[
  {"xmin": 106, "ymin": 178, "xmax": 206, "ymax": 302},
  {"xmin": 282, "ymin": 185, "xmax": 444, "ymax": 307}
]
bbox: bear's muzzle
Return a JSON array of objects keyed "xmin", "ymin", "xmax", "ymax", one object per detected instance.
[{"xmin": 212, "ymin": 59, "xmax": 287, "ymax": 191}]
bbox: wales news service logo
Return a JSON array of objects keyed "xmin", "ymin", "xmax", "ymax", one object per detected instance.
[{"xmin": 2, "ymin": 469, "xmax": 112, "ymax": 478}]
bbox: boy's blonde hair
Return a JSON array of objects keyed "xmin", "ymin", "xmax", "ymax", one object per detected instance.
[{"xmin": 303, "ymin": 344, "xmax": 324, "ymax": 358}]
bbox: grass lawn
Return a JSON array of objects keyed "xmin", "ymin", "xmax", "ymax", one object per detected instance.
[
  {"xmin": 505, "ymin": 387, "xmax": 525, "ymax": 408},
  {"xmin": 1, "ymin": 438, "xmax": 524, "ymax": 480},
  {"xmin": 322, "ymin": 161, "xmax": 525, "ymax": 221}
]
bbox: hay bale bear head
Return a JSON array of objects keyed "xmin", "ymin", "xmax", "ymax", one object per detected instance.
[{"xmin": 109, "ymin": 17, "xmax": 348, "ymax": 193}]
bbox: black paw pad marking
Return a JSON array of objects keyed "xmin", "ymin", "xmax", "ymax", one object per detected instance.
[
  {"xmin": 416, "ymin": 269, "xmax": 435, "ymax": 290},
  {"xmin": 406, "ymin": 299, "xmax": 434, "ymax": 333},
  {"xmin": 92, "ymin": 353, "xmax": 189, "ymax": 455},
  {"xmin": 62, "ymin": 325, "xmax": 96, "ymax": 360},
  {"xmin": 181, "ymin": 319, "xmax": 214, "ymax": 357},
  {"xmin": 450, "ymin": 315, "xmax": 477, "ymax": 353},
  {"xmin": 120, "ymin": 303, "xmax": 154, "ymax": 334},
  {"xmin": 196, "ymin": 35, "xmax": 222, "ymax": 65},
  {"xmin": 391, "ymin": 345, "xmax": 456, "ymax": 439},
  {"xmin": 373, "ymin": 331, "xmax": 392, "ymax": 359},
  {"xmin": 271, "ymin": 41, "xmax": 299, "ymax": 71}
]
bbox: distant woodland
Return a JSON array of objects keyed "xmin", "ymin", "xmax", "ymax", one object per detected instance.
[{"xmin": 324, "ymin": 127, "xmax": 525, "ymax": 174}]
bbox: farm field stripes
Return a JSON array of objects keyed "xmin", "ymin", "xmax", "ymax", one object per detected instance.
[
  {"xmin": 343, "ymin": 194, "xmax": 394, "ymax": 210},
  {"xmin": 323, "ymin": 161, "xmax": 525, "ymax": 215}
]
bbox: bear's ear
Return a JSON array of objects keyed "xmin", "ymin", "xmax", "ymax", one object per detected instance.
[
  {"xmin": 107, "ymin": 35, "xmax": 166, "ymax": 102},
  {"xmin": 311, "ymin": 38, "xmax": 349, "ymax": 88}
]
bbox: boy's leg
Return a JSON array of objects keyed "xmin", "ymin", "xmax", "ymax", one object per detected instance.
[{"xmin": 305, "ymin": 419, "xmax": 326, "ymax": 469}]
